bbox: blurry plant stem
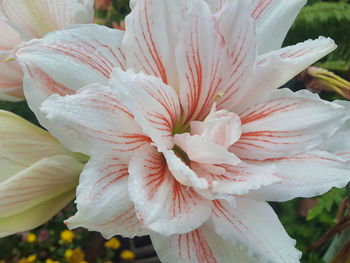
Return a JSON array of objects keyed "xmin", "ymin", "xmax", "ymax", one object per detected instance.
[{"xmin": 323, "ymin": 227, "xmax": 350, "ymax": 263}]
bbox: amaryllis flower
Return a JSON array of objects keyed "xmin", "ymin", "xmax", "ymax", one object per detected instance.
[
  {"xmin": 0, "ymin": 0, "xmax": 94, "ymax": 101},
  {"xmin": 15, "ymin": 0, "xmax": 350, "ymax": 262}
]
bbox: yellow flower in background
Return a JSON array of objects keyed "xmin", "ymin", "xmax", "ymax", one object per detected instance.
[
  {"xmin": 26, "ymin": 233, "xmax": 37, "ymax": 243},
  {"xmin": 65, "ymin": 248, "xmax": 85, "ymax": 263},
  {"xmin": 18, "ymin": 258, "xmax": 27, "ymax": 263},
  {"xmin": 26, "ymin": 255, "xmax": 36, "ymax": 263},
  {"xmin": 120, "ymin": 250, "xmax": 135, "ymax": 260},
  {"xmin": 0, "ymin": 260, "xmax": 5, "ymax": 263},
  {"xmin": 45, "ymin": 259, "xmax": 59, "ymax": 263},
  {"xmin": 64, "ymin": 250, "xmax": 73, "ymax": 259},
  {"xmin": 60, "ymin": 230, "xmax": 75, "ymax": 243},
  {"xmin": 104, "ymin": 237, "xmax": 121, "ymax": 250},
  {"xmin": 0, "ymin": 111, "xmax": 86, "ymax": 237}
]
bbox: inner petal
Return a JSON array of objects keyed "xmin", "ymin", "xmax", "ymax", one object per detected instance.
[{"xmin": 190, "ymin": 107, "xmax": 242, "ymax": 149}]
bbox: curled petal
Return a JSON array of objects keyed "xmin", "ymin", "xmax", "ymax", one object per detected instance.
[
  {"xmin": 110, "ymin": 69, "xmax": 181, "ymax": 151},
  {"xmin": 211, "ymin": 198, "xmax": 301, "ymax": 263},
  {"xmin": 66, "ymin": 156, "xmax": 147, "ymax": 238},
  {"xmin": 41, "ymin": 84, "xmax": 144, "ymax": 162},
  {"xmin": 129, "ymin": 145, "xmax": 212, "ymax": 236},
  {"xmin": 191, "ymin": 161, "xmax": 278, "ymax": 196},
  {"xmin": 173, "ymin": 133, "xmax": 240, "ymax": 165},
  {"xmin": 250, "ymin": 37, "xmax": 336, "ymax": 99},
  {"xmin": 190, "ymin": 106, "xmax": 241, "ymax": 148}
]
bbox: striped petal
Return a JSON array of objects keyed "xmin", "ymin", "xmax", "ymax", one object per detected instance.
[
  {"xmin": 0, "ymin": 155, "xmax": 81, "ymax": 218},
  {"xmin": 248, "ymin": 37, "xmax": 336, "ymax": 100},
  {"xmin": 211, "ymin": 198, "xmax": 301, "ymax": 263},
  {"xmin": 110, "ymin": 69, "xmax": 181, "ymax": 151},
  {"xmin": 1, "ymin": 0, "xmax": 94, "ymax": 39},
  {"xmin": 250, "ymin": 150, "xmax": 350, "ymax": 202},
  {"xmin": 65, "ymin": 155, "xmax": 147, "ymax": 238},
  {"xmin": 41, "ymin": 84, "xmax": 146, "ymax": 162},
  {"xmin": 231, "ymin": 89, "xmax": 348, "ymax": 160},
  {"xmin": 122, "ymin": 0, "xmax": 192, "ymax": 89},
  {"xmin": 18, "ymin": 25, "xmax": 129, "ymax": 153},
  {"xmin": 129, "ymin": 145, "xmax": 212, "ymax": 236},
  {"xmin": 0, "ymin": 189, "xmax": 74, "ymax": 237},
  {"xmin": 151, "ymin": 225, "xmax": 260, "ymax": 263},
  {"xmin": 251, "ymin": 0, "xmax": 306, "ymax": 54},
  {"xmin": 16, "ymin": 24, "xmax": 126, "ymax": 119},
  {"xmin": 177, "ymin": 0, "xmax": 256, "ymax": 121},
  {"xmin": 0, "ymin": 110, "xmax": 72, "ymax": 174},
  {"xmin": 191, "ymin": 161, "xmax": 278, "ymax": 196}
]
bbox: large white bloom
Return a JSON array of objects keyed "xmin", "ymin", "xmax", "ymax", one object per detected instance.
[
  {"xmin": 0, "ymin": 0, "xmax": 94, "ymax": 101},
  {"xmin": 16, "ymin": 0, "xmax": 350, "ymax": 262}
]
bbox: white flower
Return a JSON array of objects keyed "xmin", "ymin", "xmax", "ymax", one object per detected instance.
[
  {"xmin": 0, "ymin": 0, "xmax": 94, "ymax": 101},
  {"xmin": 15, "ymin": 0, "xmax": 350, "ymax": 262}
]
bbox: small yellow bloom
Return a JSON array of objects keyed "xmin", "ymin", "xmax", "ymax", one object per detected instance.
[
  {"xmin": 65, "ymin": 248, "xmax": 85, "ymax": 263},
  {"xmin": 45, "ymin": 259, "xmax": 60, "ymax": 263},
  {"xmin": 120, "ymin": 250, "xmax": 135, "ymax": 260},
  {"xmin": 60, "ymin": 230, "xmax": 75, "ymax": 243},
  {"xmin": 18, "ymin": 258, "xmax": 28, "ymax": 263},
  {"xmin": 26, "ymin": 255, "xmax": 36, "ymax": 263},
  {"xmin": 26, "ymin": 233, "xmax": 37, "ymax": 243},
  {"xmin": 104, "ymin": 237, "xmax": 121, "ymax": 250},
  {"xmin": 65, "ymin": 249, "xmax": 74, "ymax": 259}
]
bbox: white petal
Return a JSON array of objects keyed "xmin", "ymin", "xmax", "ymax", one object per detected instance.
[
  {"xmin": 191, "ymin": 161, "xmax": 278, "ymax": 196},
  {"xmin": 122, "ymin": 0, "xmax": 192, "ymax": 89},
  {"xmin": 250, "ymin": 150, "xmax": 350, "ymax": 202},
  {"xmin": 0, "ymin": 155, "xmax": 81, "ymax": 218},
  {"xmin": 151, "ymin": 225, "xmax": 261, "ymax": 263},
  {"xmin": 0, "ymin": 52, "xmax": 24, "ymax": 101},
  {"xmin": 190, "ymin": 106, "xmax": 242, "ymax": 149},
  {"xmin": 250, "ymin": 37, "xmax": 336, "ymax": 98},
  {"xmin": 163, "ymin": 149, "xmax": 209, "ymax": 189},
  {"xmin": 129, "ymin": 145, "xmax": 212, "ymax": 236},
  {"xmin": 252, "ymin": 0, "xmax": 306, "ymax": 54},
  {"xmin": 317, "ymin": 120, "xmax": 350, "ymax": 160},
  {"xmin": 110, "ymin": 69, "xmax": 181, "ymax": 151},
  {"xmin": 211, "ymin": 198, "xmax": 301, "ymax": 263},
  {"xmin": 1, "ymin": 0, "xmax": 94, "ymax": 38},
  {"xmin": 0, "ymin": 110, "xmax": 72, "ymax": 170},
  {"xmin": 231, "ymin": 89, "xmax": 348, "ymax": 160},
  {"xmin": 0, "ymin": 18, "xmax": 21, "ymax": 50},
  {"xmin": 65, "ymin": 155, "xmax": 147, "ymax": 238},
  {"xmin": 41, "ymin": 84, "xmax": 145, "ymax": 162},
  {"xmin": 0, "ymin": 189, "xmax": 74, "ymax": 237},
  {"xmin": 173, "ymin": 133, "xmax": 240, "ymax": 165},
  {"xmin": 16, "ymin": 24, "xmax": 125, "ymax": 118},
  {"xmin": 177, "ymin": 0, "xmax": 256, "ymax": 121}
]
